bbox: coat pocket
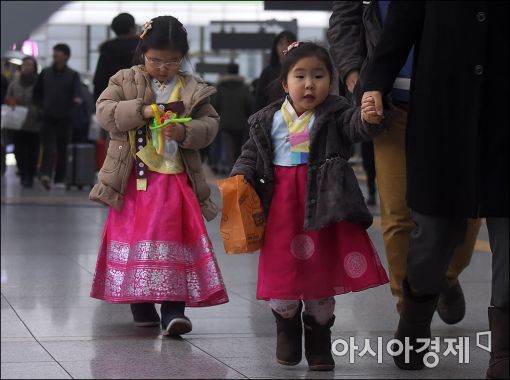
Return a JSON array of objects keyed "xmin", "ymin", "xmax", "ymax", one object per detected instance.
[
  {"xmin": 102, "ymin": 139, "xmax": 128, "ymax": 173},
  {"xmin": 98, "ymin": 139, "xmax": 131, "ymax": 194}
]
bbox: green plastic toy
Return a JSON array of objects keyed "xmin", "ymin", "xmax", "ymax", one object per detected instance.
[{"xmin": 149, "ymin": 110, "xmax": 192, "ymax": 130}]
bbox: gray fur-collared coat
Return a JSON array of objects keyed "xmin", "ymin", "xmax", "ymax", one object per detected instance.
[{"xmin": 231, "ymin": 95, "xmax": 387, "ymax": 231}]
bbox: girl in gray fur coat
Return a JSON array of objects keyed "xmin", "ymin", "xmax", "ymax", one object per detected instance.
[{"xmin": 230, "ymin": 42, "xmax": 389, "ymax": 371}]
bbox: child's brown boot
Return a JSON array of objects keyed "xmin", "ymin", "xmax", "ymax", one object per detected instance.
[
  {"xmin": 272, "ymin": 301, "xmax": 303, "ymax": 365},
  {"xmin": 303, "ymin": 314, "xmax": 335, "ymax": 371}
]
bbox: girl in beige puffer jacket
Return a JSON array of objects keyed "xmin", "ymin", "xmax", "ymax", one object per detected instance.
[{"xmin": 90, "ymin": 15, "xmax": 228, "ymax": 337}]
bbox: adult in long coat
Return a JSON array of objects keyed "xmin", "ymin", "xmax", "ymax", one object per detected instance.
[
  {"xmin": 361, "ymin": 2, "xmax": 508, "ymax": 377},
  {"xmin": 327, "ymin": 0, "xmax": 481, "ymax": 321}
]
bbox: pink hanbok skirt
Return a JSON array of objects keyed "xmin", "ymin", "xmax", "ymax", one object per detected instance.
[
  {"xmin": 257, "ymin": 165, "xmax": 388, "ymax": 300},
  {"xmin": 90, "ymin": 169, "xmax": 228, "ymax": 307}
]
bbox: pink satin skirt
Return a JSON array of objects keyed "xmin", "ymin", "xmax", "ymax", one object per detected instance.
[
  {"xmin": 257, "ymin": 165, "xmax": 389, "ymax": 300},
  {"xmin": 90, "ymin": 169, "xmax": 228, "ymax": 307}
]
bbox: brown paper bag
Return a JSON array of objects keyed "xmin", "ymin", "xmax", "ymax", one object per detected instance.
[{"xmin": 217, "ymin": 175, "xmax": 266, "ymax": 253}]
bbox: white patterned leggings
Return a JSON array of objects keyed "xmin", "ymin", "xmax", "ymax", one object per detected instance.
[{"xmin": 269, "ymin": 297, "xmax": 335, "ymax": 325}]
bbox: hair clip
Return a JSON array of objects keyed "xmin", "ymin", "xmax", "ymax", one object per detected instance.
[
  {"xmin": 282, "ymin": 41, "xmax": 301, "ymax": 56},
  {"xmin": 140, "ymin": 20, "xmax": 153, "ymax": 40}
]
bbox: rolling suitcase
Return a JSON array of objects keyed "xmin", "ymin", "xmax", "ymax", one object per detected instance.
[{"xmin": 66, "ymin": 143, "xmax": 96, "ymax": 190}]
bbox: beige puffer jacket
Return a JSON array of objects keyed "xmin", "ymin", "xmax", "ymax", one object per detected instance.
[{"xmin": 89, "ymin": 65, "xmax": 219, "ymax": 221}]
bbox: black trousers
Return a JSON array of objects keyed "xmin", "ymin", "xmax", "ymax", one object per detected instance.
[
  {"xmin": 1, "ymin": 129, "xmax": 14, "ymax": 176},
  {"xmin": 0, "ymin": 140, "xmax": 5, "ymax": 176},
  {"xmin": 40, "ymin": 116, "xmax": 71, "ymax": 183},
  {"xmin": 13, "ymin": 130, "xmax": 39, "ymax": 181},
  {"xmin": 408, "ymin": 211, "xmax": 509, "ymax": 308},
  {"xmin": 222, "ymin": 129, "xmax": 248, "ymax": 173}
]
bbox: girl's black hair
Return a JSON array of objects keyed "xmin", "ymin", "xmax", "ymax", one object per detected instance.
[
  {"xmin": 133, "ymin": 15, "xmax": 189, "ymax": 65},
  {"xmin": 22, "ymin": 56, "xmax": 38, "ymax": 74},
  {"xmin": 269, "ymin": 30, "xmax": 297, "ymax": 67},
  {"xmin": 271, "ymin": 42, "xmax": 334, "ymax": 94},
  {"xmin": 19, "ymin": 56, "xmax": 39, "ymax": 87},
  {"xmin": 53, "ymin": 43, "xmax": 71, "ymax": 58}
]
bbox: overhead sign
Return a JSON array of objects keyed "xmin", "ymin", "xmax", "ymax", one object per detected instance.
[
  {"xmin": 211, "ymin": 32, "xmax": 276, "ymax": 50},
  {"xmin": 264, "ymin": 1, "xmax": 332, "ymax": 11},
  {"xmin": 195, "ymin": 62, "xmax": 231, "ymax": 74}
]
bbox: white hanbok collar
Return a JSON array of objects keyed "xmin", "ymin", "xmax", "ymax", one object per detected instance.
[
  {"xmin": 282, "ymin": 96, "xmax": 314, "ymax": 121},
  {"xmin": 152, "ymin": 75, "xmax": 177, "ymax": 93}
]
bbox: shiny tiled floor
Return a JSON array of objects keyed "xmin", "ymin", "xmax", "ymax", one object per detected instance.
[{"xmin": 1, "ymin": 162, "xmax": 493, "ymax": 379}]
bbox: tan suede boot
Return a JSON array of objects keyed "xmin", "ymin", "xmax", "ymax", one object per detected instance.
[
  {"xmin": 437, "ymin": 280, "xmax": 466, "ymax": 324},
  {"xmin": 393, "ymin": 278, "xmax": 439, "ymax": 370}
]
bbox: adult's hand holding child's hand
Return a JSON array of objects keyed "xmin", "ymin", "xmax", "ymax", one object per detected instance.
[{"xmin": 361, "ymin": 91, "xmax": 384, "ymax": 124}]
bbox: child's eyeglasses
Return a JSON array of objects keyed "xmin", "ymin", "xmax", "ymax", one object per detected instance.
[{"xmin": 144, "ymin": 56, "xmax": 183, "ymax": 69}]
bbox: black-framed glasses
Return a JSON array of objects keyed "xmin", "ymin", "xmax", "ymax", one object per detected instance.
[{"xmin": 144, "ymin": 56, "xmax": 183, "ymax": 69}]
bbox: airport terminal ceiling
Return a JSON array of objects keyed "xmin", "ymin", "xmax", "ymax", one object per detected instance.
[{"xmin": 2, "ymin": 1, "xmax": 333, "ymax": 83}]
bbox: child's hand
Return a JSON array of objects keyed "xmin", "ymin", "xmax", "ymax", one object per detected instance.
[
  {"xmin": 4, "ymin": 96, "xmax": 16, "ymax": 106},
  {"xmin": 143, "ymin": 104, "xmax": 165, "ymax": 119},
  {"xmin": 163, "ymin": 123, "xmax": 186, "ymax": 143},
  {"xmin": 361, "ymin": 91, "xmax": 384, "ymax": 124}
]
